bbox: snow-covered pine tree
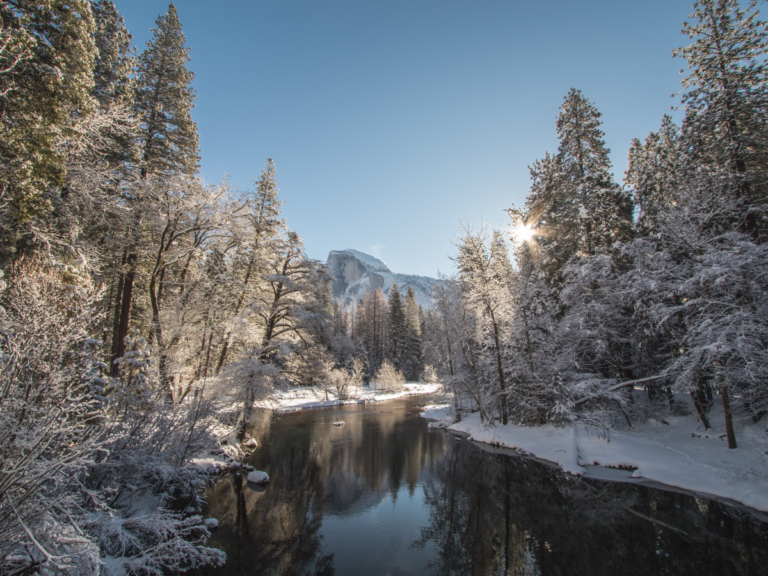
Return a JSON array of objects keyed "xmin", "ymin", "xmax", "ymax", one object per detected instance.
[
  {"xmin": 135, "ymin": 2, "xmax": 199, "ymax": 179},
  {"xmin": 555, "ymin": 88, "xmax": 633, "ymax": 257},
  {"xmin": 625, "ymin": 115, "xmax": 682, "ymax": 239},
  {"xmin": 504, "ymin": 240, "xmax": 565, "ymax": 425},
  {"xmin": 674, "ymin": 0, "xmax": 768, "ymax": 237},
  {"xmin": 216, "ymin": 159, "xmax": 285, "ymax": 373},
  {"xmin": 92, "ymin": 0, "xmax": 135, "ymax": 108},
  {"xmin": 387, "ymin": 281, "xmax": 406, "ymax": 370},
  {"xmin": 0, "ymin": 0, "xmax": 98, "ymax": 247},
  {"xmin": 402, "ymin": 285, "xmax": 423, "ymax": 381},
  {"xmin": 90, "ymin": 0, "xmax": 137, "ymax": 170}
]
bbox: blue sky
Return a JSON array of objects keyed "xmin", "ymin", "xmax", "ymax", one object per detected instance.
[{"xmin": 118, "ymin": 0, "xmax": 695, "ymax": 277}]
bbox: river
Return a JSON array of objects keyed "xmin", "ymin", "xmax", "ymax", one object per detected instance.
[{"xmin": 195, "ymin": 395, "xmax": 767, "ymax": 576}]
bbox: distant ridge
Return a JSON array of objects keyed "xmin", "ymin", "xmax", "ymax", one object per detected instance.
[{"xmin": 325, "ymin": 249, "xmax": 438, "ymax": 309}]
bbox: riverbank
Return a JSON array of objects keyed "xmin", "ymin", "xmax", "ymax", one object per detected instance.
[
  {"xmin": 254, "ymin": 382, "xmax": 442, "ymax": 413},
  {"xmin": 421, "ymin": 406, "xmax": 768, "ymax": 514}
]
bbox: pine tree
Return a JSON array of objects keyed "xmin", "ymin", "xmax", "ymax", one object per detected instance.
[
  {"xmin": 135, "ymin": 3, "xmax": 199, "ymax": 179},
  {"xmin": 112, "ymin": 3, "xmax": 199, "ymax": 375},
  {"xmin": 625, "ymin": 115, "xmax": 681, "ymax": 238},
  {"xmin": 0, "ymin": 0, "xmax": 98, "ymax": 240},
  {"xmin": 556, "ymin": 89, "xmax": 633, "ymax": 256},
  {"xmin": 674, "ymin": 0, "xmax": 768, "ymax": 236},
  {"xmin": 92, "ymin": 0, "xmax": 135, "ymax": 109},
  {"xmin": 91, "ymin": 0, "xmax": 137, "ymax": 170},
  {"xmin": 519, "ymin": 90, "xmax": 633, "ymax": 289},
  {"xmin": 216, "ymin": 159, "xmax": 284, "ymax": 373},
  {"xmin": 388, "ymin": 281, "xmax": 406, "ymax": 370},
  {"xmin": 402, "ymin": 285, "xmax": 423, "ymax": 381}
]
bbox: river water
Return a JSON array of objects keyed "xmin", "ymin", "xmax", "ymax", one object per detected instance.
[{"xmin": 196, "ymin": 395, "xmax": 767, "ymax": 576}]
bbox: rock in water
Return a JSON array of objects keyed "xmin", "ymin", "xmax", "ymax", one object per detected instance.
[
  {"xmin": 332, "ymin": 421, "xmax": 346, "ymax": 426},
  {"xmin": 247, "ymin": 470, "xmax": 270, "ymax": 484}
]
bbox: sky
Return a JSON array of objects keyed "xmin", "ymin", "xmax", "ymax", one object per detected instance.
[{"xmin": 117, "ymin": 0, "xmax": 697, "ymax": 277}]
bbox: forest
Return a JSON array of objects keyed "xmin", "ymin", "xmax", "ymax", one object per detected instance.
[{"xmin": 1, "ymin": 0, "xmax": 767, "ymax": 573}]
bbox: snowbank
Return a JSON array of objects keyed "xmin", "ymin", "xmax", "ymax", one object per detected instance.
[
  {"xmin": 255, "ymin": 383, "xmax": 441, "ymax": 413},
  {"xmin": 421, "ymin": 409, "xmax": 768, "ymax": 513},
  {"xmin": 420, "ymin": 404, "xmax": 455, "ymax": 429}
]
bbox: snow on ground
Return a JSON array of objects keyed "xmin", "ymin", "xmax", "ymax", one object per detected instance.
[
  {"xmin": 421, "ymin": 408, "xmax": 768, "ymax": 513},
  {"xmin": 188, "ymin": 454, "xmax": 231, "ymax": 474},
  {"xmin": 255, "ymin": 383, "xmax": 441, "ymax": 413}
]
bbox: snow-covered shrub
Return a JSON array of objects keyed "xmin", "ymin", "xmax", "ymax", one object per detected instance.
[
  {"xmin": 422, "ymin": 365, "xmax": 439, "ymax": 383},
  {"xmin": 372, "ymin": 360, "xmax": 405, "ymax": 392},
  {"xmin": 328, "ymin": 367, "xmax": 351, "ymax": 400},
  {"xmin": 0, "ymin": 261, "xmax": 107, "ymax": 573},
  {"xmin": 0, "ymin": 262, "xmax": 225, "ymax": 574},
  {"xmin": 82, "ymin": 332, "xmax": 225, "ymax": 574}
]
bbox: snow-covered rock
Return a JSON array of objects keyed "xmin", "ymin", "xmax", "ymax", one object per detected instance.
[
  {"xmin": 325, "ymin": 249, "xmax": 438, "ymax": 308},
  {"xmin": 242, "ymin": 438, "xmax": 257, "ymax": 448},
  {"xmin": 204, "ymin": 518, "xmax": 218, "ymax": 529},
  {"xmin": 247, "ymin": 470, "xmax": 270, "ymax": 484},
  {"xmin": 332, "ymin": 421, "xmax": 345, "ymax": 426}
]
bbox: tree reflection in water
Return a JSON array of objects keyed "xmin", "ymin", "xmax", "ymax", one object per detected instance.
[
  {"xmin": 195, "ymin": 397, "xmax": 767, "ymax": 576},
  {"xmin": 195, "ymin": 398, "xmax": 447, "ymax": 576},
  {"xmin": 415, "ymin": 439, "xmax": 768, "ymax": 576}
]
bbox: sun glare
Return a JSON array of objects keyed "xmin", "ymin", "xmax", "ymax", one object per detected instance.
[{"xmin": 512, "ymin": 223, "xmax": 536, "ymax": 244}]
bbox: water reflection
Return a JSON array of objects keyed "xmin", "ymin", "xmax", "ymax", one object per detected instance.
[
  {"xmin": 197, "ymin": 397, "xmax": 447, "ymax": 575},
  {"xmin": 197, "ymin": 397, "xmax": 767, "ymax": 576}
]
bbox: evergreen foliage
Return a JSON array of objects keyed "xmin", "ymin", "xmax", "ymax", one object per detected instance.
[{"xmin": 135, "ymin": 2, "xmax": 199, "ymax": 179}]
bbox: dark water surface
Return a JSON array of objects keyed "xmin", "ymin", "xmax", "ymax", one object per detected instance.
[{"xmin": 196, "ymin": 396, "xmax": 768, "ymax": 576}]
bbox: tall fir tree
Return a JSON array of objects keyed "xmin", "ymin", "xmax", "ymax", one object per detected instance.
[
  {"xmin": 555, "ymin": 88, "xmax": 633, "ymax": 256},
  {"xmin": 625, "ymin": 115, "xmax": 681, "ymax": 239},
  {"xmin": 112, "ymin": 3, "xmax": 200, "ymax": 374},
  {"xmin": 388, "ymin": 281, "xmax": 406, "ymax": 370},
  {"xmin": 91, "ymin": 0, "xmax": 138, "ymax": 171},
  {"xmin": 216, "ymin": 159, "xmax": 284, "ymax": 373},
  {"xmin": 92, "ymin": 0, "xmax": 135, "ymax": 109},
  {"xmin": 674, "ymin": 0, "xmax": 768, "ymax": 237},
  {"xmin": 135, "ymin": 2, "xmax": 199, "ymax": 179},
  {"xmin": 0, "ymin": 0, "xmax": 98, "ymax": 253},
  {"xmin": 402, "ymin": 285, "xmax": 423, "ymax": 381},
  {"xmin": 518, "ymin": 90, "xmax": 633, "ymax": 288}
]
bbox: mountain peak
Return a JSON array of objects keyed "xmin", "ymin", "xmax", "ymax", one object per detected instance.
[
  {"xmin": 329, "ymin": 249, "xmax": 391, "ymax": 273},
  {"xmin": 325, "ymin": 250, "xmax": 437, "ymax": 308}
]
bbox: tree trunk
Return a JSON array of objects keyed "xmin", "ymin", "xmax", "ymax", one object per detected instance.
[
  {"xmin": 721, "ymin": 386, "xmax": 737, "ymax": 449},
  {"xmin": 110, "ymin": 250, "xmax": 128, "ymax": 376},
  {"xmin": 113, "ymin": 252, "xmax": 137, "ymax": 377},
  {"xmin": 489, "ymin": 309, "xmax": 508, "ymax": 425},
  {"xmin": 216, "ymin": 258, "xmax": 255, "ymax": 374}
]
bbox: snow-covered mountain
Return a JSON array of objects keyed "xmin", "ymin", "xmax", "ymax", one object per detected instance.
[{"xmin": 325, "ymin": 249, "xmax": 438, "ymax": 309}]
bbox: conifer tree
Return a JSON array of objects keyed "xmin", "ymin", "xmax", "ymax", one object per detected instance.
[
  {"xmin": 112, "ymin": 3, "xmax": 199, "ymax": 375},
  {"xmin": 135, "ymin": 3, "xmax": 199, "ymax": 179},
  {"xmin": 91, "ymin": 0, "xmax": 137, "ymax": 170},
  {"xmin": 674, "ymin": 0, "xmax": 768, "ymax": 236},
  {"xmin": 216, "ymin": 159, "xmax": 284, "ymax": 373},
  {"xmin": 0, "ymin": 0, "xmax": 97, "ymax": 247},
  {"xmin": 555, "ymin": 88, "xmax": 633, "ymax": 256},
  {"xmin": 402, "ymin": 285, "xmax": 423, "ymax": 381},
  {"xmin": 92, "ymin": 0, "xmax": 135, "ymax": 109},
  {"xmin": 388, "ymin": 281, "xmax": 406, "ymax": 370},
  {"xmin": 520, "ymin": 90, "xmax": 632, "ymax": 289},
  {"xmin": 625, "ymin": 115, "xmax": 681, "ymax": 238}
]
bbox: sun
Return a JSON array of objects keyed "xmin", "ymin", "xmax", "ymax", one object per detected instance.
[{"xmin": 512, "ymin": 223, "xmax": 536, "ymax": 244}]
